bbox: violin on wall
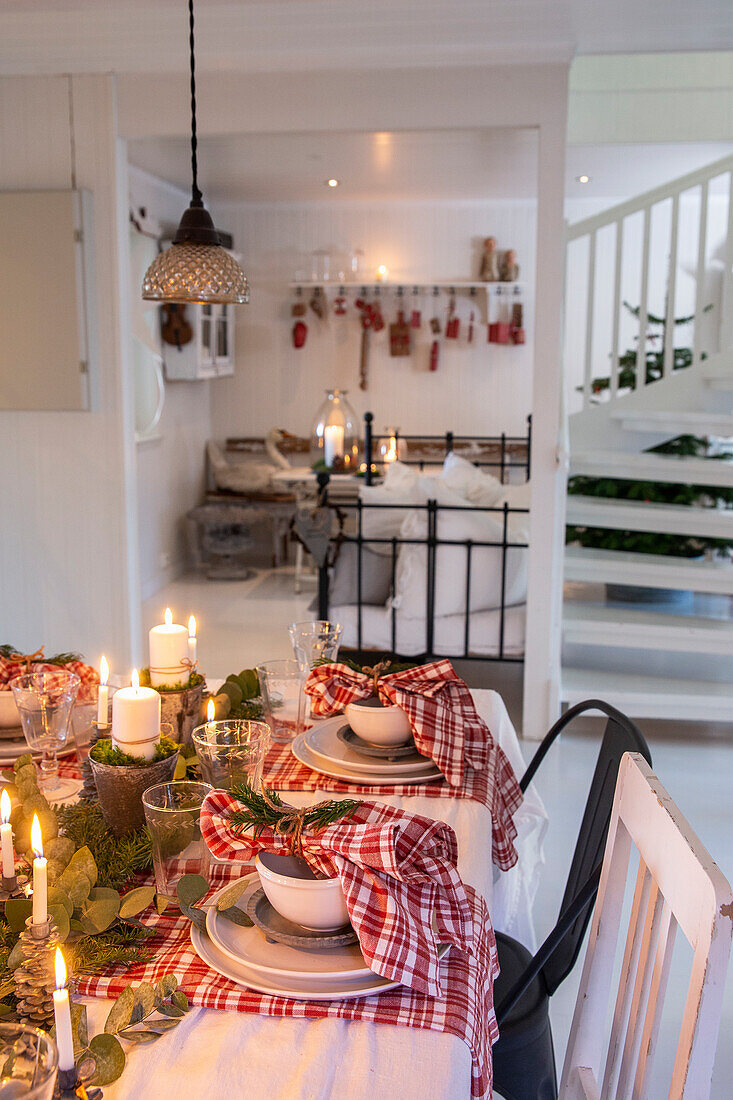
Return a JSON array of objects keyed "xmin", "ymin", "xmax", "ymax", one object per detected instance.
[{"xmin": 160, "ymin": 303, "xmax": 193, "ymax": 350}]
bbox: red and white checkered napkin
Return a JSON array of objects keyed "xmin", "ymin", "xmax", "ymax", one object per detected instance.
[{"xmin": 201, "ymin": 791, "xmax": 473, "ymax": 999}]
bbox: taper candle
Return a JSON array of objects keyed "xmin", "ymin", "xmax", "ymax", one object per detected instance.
[
  {"xmin": 53, "ymin": 948, "xmax": 75, "ymax": 1072},
  {"xmin": 97, "ymin": 655, "xmax": 110, "ymax": 728},
  {"xmin": 0, "ymin": 790, "xmax": 13, "ymax": 880},
  {"xmin": 188, "ymin": 615, "xmax": 197, "ymax": 666},
  {"xmin": 31, "ymin": 814, "xmax": 46, "ymax": 926}
]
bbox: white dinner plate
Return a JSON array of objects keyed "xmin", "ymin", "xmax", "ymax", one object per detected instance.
[
  {"xmin": 292, "ymin": 735, "xmax": 442, "ymax": 786},
  {"xmin": 206, "ymin": 876, "xmax": 374, "ymax": 983},
  {"xmin": 303, "ymin": 717, "xmax": 434, "ymax": 776},
  {"xmin": 191, "ymin": 923, "xmax": 407, "ymax": 1001}
]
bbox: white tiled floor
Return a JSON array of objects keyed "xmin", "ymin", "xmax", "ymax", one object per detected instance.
[{"xmin": 145, "ymin": 567, "xmax": 733, "ymax": 1098}]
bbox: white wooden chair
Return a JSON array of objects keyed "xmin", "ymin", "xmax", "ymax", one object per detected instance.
[{"xmin": 559, "ymin": 752, "xmax": 733, "ymax": 1100}]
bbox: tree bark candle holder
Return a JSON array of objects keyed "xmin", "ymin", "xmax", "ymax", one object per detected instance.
[
  {"xmin": 157, "ymin": 679, "xmax": 205, "ymax": 748},
  {"xmin": 15, "ymin": 915, "xmax": 61, "ymax": 1029},
  {"xmin": 87, "ymin": 741, "xmax": 178, "ymax": 837}
]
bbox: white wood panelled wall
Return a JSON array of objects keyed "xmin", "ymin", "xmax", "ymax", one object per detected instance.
[
  {"xmin": 209, "ymin": 200, "xmax": 537, "ymax": 440},
  {"xmin": 0, "ymin": 75, "xmax": 139, "ymax": 668}
]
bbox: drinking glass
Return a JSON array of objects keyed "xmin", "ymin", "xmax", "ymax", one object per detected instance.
[
  {"xmin": 192, "ymin": 719, "xmax": 270, "ymax": 791},
  {"xmin": 289, "ymin": 620, "xmax": 342, "ymax": 672},
  {"xmin": 257, "ymin": 660, "xmax": 307, "ymax": 744},
  {"xmin": 0, "ymin": 1023, "xmax": 58, "ymax": 1100},
  {"xmin": 142, "ymin": 780, "xmax": 212, "ymax": 898},
  {"xmin": 10, "ymin": 672, "xmax": 80, "ymax": 798}
]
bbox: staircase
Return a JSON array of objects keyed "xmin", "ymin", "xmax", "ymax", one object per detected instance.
[{"xmin": 561, "ymin": 154, "xmax": 733, "ymax": 721}]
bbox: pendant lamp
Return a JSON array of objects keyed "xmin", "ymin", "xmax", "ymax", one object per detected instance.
[{"xmin": 142, "ymin": 0, "xmax": 249, "ymax": 304}]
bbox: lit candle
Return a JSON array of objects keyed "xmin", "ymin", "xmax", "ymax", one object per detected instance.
[
  {"xmin": 0, "ymin": 790, "xmax": 14, "ymax": 881},
  {"xmin": 97, "ymin": 655, "xmax": 109, "ymax": 728},
  {"xmin": 111, "ymin": 669, "xmax": 161, "ymax": 761},
  {"xmin": 376, "ymin": 264, "xmax": 389, "ymax": 282},
  {"xmin": 148, "ymin": 607, "xmax": 189, "ymax": 687},
  {"xmin": 323, "ymin": 424, "xmax": 344, "ymax": 467},
  {"xmin": 53, "ymin": 947, "xmax": 75, "ymax": 1072},
  {"xmin": 206, "ymin": 697, "xmax": 216, "ymax": 729},
  {"xmin": 31, "ymin": 814, "xmax": 47, "ymax": 926},
  {"xmin": 187, "ymin": 616, "xmax": 197, "ymax": 666}
]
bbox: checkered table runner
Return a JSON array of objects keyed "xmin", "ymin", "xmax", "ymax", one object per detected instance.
[
  {"xmin": 263, "ymin": 737, "xmax": 522, "ymax": 872},
  {"xmin": 74, "ymin": 863, "xmax": 499, "ymax": 1100}
]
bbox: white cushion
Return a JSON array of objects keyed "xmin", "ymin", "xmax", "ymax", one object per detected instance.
[
  {"xmin": 358, "ymin": 464, "xmax": 421, "ymax": 555},
  {"xmin": 439, "ymin": 452, "xmax": 505, "ymax": 507},
  {"xmin": 392, "ymin": 481, "xmax": 528, "ymax": 618}
]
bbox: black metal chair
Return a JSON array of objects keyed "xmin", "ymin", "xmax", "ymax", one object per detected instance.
[{"xmin": 492, "ymin": 699, "xmax": 652, "ymax": 1100}]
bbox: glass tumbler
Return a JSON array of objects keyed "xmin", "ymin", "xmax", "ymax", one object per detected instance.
[
  {"xmin": 0, "ymin": 1023, "xmax": 58, "ymax": 1100},
  {"xmin": 289, "ymin": 620, "xmax": 342, "ymax": 673},
  {"xmin": 192, "ymin": 719, "xmax": 270, "ymax": 791},
  {"xmin": 257, "ymin": 660, "xmax": 307, "ymax": 744},
  {"xmin": 142, "ymin": 781, "xmax": 212, "ymax": 898},
  {"xmin": 10, "ymin": 671, "xmax": 80, "ymax": 798}
]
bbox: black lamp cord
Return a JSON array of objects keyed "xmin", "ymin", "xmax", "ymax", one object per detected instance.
[{"xmin": 188, "ymin": 0, "xmax": 202, "ymax": 208}]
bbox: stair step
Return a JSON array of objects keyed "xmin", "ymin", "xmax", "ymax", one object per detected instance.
[
  {"xmin": 610, "ymin": 409, "xmax": 733, "ymax": 436},
  {"xmin": 569, "ymin": 450, "xmax": 733, "ymax": 487},
  {"xmin": 564, "ymin": 546, "xmax": 733, "ymax": 594},
  {"xmin": 702, "ymin": 363, "xmax": 733, "ymax": 391},
  {"xmin": 561, "ymin": 667, "xmax": 733, "ymax": 721},
  {"xmin": 563, "ymin": 603, "xmax": 733, "ymax": 656},
  {"xmin": 566, "ymin": 496, "xmax": 733, "ymax": 539}
]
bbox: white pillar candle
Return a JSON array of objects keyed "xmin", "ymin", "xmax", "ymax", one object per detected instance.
[
  {"xmin": 149, "ymin": 608, "xmax": 189, "ymax": 687},
  {"xmin": 187, "ymin": 615, "xmax": 197, "ymax": 666},
  {"xmin": 111, "ymin": 670, "xmax": 161, "ymax": 761},
  {"xmin": 323, "ymin": 424, "xmax": 344, "ymax": 467},
  {"xmin": 0, "ymin": 790, "xmax": 13, "ymax": 880},
  {"xmin": 96, "ymin": 655, "xmax": 110, "ymax": 728},
  {"xmin": 53, "ymin": 948, "xmax": 75, "ymax": 1071},
  {"xmin": 31, "ymin": 814, "xmax": 47, "ymax": 926}
]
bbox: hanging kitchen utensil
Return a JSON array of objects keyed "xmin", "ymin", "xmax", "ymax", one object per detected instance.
[
  {"xmin": 445, "ymin": 292, "xmax": 460, "ymax": 339},
  {"xmin": 334, "ymin": 286, "xmax": 347, "ymax": 316},
  {"xmin": 429, "ymin": 286, "xmax": 442, "ymax": 334},
  {"xmin": 292, "ymin": 286, "xmax": 307, "ymax": 317},
  {"xmin": 371, "ymin": 287, "xmax": 385, "ymax": 332},
  {"xmin": 389, "ymin": 309, "xmax": 411, "ymax": 357},
  {"xmin": 429, "ymin": 339, "xmax": 440, "ymax": 372},
  {"xmin": 467, "ymin": 310, "xmax": 475, "ymax": 344},
  {"xmin": 310, "ymin": 286, "xmax": 327, "ymax": 319},
  {"xmin": 355, "ymin": 294, "xmax": 373, "ymax": 390},
  {"xmin": 293, "ymin": 320, "xmax": 308, "ymax": 348},
  {"xmin": 410, "ymin": 285, "xmax": 422, "ymax": 329},
  {"xmin": 511, "ymin": 301, "xmax": 525, "ymax": 344}
]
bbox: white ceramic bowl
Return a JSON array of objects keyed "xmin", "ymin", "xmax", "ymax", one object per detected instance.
[
  {"xmin": 255, "ymin": 851, "xmax": 350, "ymax": 932},
  {"xmin": 0, "ymin": 692, "xmax": 19, "ymax": 729},
  {"xmin": 345, "ymin": 696, "xmax": 412, "ymax": 746}
]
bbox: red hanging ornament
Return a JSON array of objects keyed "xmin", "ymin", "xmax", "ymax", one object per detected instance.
[
  {"xmin": 429, "ymin": 339, "xmax": 440, "ymax": 371},
  {"xmin": 293, "ymin": 320, "xmax": 308, "ymax": 348}
]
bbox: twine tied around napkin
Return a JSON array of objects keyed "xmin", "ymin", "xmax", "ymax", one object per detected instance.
[
  {"xmin": 258, "ymin": 784, "xmax": 338, "ymax": 861},
  {"xmin": 8, "ymin": 647, "xmax": 45, "ymax": 673},
  {"xmin": 201, "ymin": 791, "xmax": 475, "ymax": 997}
]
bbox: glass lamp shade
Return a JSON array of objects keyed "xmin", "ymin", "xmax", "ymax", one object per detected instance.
[
  {"xmin": 312, "ymin": 389, "xmax": 361, "ymax": 472},
  {"xmin": 142, "ymin": 241, "xmax": 249, "ymax": 304}
]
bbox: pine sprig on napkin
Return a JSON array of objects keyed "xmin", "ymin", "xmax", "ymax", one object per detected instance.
[{"xmin": 228, "ymin": 780, "xmax": 361, "ymax": 840}]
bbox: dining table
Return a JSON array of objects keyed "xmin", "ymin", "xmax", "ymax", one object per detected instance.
[{"xmin": 76, "ymin": 686, "xmax": 547, "ymax": 1100}]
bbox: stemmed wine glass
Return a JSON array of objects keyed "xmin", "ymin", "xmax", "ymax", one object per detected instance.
[{"xmin": 10, "ymin": 671, "xmax": 81, "ymax": 799}]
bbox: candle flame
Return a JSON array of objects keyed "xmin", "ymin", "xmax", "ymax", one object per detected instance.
[
  {"xmin": 0, "ymin": 789, "xmax": 10, "ymax": 825},
  {"xmin": 206, "ymin": 697, "xmax": 216, "ymax": 722},
  {"xmin": 131, "ymin": 668, "xmax": 140, "ymax": 691},
  {"xmin": 31, "ymin": 814, "xmax": 43, "ymax": 860},
  {"xmin": 188, "ymin": 615, "xmax": 196, "ymax": 639},
  {"xmin": 99, "ymin": 655, "xmax": 109, "ymax": 686},
  {"xmin": 164, "ymin": 607, "xmax": 173, "ymax": 627},
  {"xmin": 55, "ymin": 946, "xmax": 67, "ymax": 990}
]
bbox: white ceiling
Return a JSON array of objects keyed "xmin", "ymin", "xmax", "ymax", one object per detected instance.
[
  {"xmin": 127, "ymin": 128, "xmax": 733, "ymax": 205},
  {"xmin": 0, "ymin": 0, "xmax": 732, "ymax": 76}
]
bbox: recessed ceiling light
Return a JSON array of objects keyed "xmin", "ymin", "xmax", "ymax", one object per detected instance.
[
  {"xmin": 326, "ymin": 178, "xmax": 340, "ymax": 188},
  {"xmin": 576, "ymin": 175, "xmax": 591, "ymax": 184}
]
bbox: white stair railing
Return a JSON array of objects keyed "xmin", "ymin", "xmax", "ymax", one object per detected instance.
[{"xmin": 566, "ymin": 155, "xmax": 733, "ymax": 413}]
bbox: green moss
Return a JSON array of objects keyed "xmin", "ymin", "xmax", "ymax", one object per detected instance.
[
  {"xmin": 138, "ymin": 668, "xmax": 205, "ymax": 693},
  {"xmin": 90, "ymin": 736, "xmax": 178, "ymax": 768}
]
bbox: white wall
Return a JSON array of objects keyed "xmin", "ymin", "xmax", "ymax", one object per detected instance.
[
  {"xmin": 128, "ymin": 167, "xmax": 213, "ymax": 600},
  {"xmin": 210, "ymin": 199, "xmax": 536, "ymax": 441},
  {"xmin": 0, "ymin": 74, "xmax": 138, "ymax": 669}
]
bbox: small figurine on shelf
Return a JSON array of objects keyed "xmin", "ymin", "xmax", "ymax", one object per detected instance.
[
  {"xmin": 500, "ymin": 249, "xmax": 520, "ymax": 283},
  {"xmin": 479, "ymin": 236, "xmax": 500, "ymax": 282}
]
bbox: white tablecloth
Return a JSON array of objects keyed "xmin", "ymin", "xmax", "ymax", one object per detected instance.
[{"xmin": 81, "ymin": 689, "xmax": 547, "ymax": 1100}]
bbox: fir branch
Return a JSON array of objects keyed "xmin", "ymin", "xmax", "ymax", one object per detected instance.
[
  {"xmin": 227, "ymin": 781, "xmax": 361, "ymax": 839},
  {"xmin": 69, "ymin": 925, "xmax": 157, "ymax": 974},
  {"xmin": 55, "ymin": 802, "xmax": 152, "ymax": 890}
]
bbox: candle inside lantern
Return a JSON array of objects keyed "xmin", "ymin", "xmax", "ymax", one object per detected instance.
[
  {"xmin": 148, "ymin": 607, "xmax": 189, "ymax": 687},
  {"xmin": 31, "ymin": 814, "xmax": 47, "ymax": 926},
  {"xmin": 323, "ymin": 424, "xmax": 344, "ymax": 468},
  {"xmin": 97, "ymin": 655, "xmax": 110, "ymax": 728},
  {"xmin": 0, "ymin": 790, "xmax": 14, "ymax": 881},
  {"xmin": 187, "ymin": 615, "xmax": 197, "ymax": 666},
  {"xmin": 376, "ymin": 264, "xmax": 389, "ymax": 282},
  {"xmin": 53, "ymin": 947, "xmax": 75, "ymax": 1072},
  {"xmin": 111, "ymin": 669, "xmax": 161, "ymax": 761}
]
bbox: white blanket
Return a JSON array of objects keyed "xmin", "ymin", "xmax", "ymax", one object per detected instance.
[{"xmin": 81, "ymin": 690, "xmax": 546, "ymax": 1100}]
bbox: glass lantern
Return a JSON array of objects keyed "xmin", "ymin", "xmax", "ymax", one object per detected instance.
[
  {"xmin": 379, "ymin": 427, "xmax": 407, "ymax": 465},
  {"xmin": 312, "ymin": 389, "xmax": 361, "ymax": 472}
]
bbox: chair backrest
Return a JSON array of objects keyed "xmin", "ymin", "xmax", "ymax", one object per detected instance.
[
  {"xmin": 541, "ymin": 705, "xmax": 652, "ymax": 996},
  {"xmin": 560, "ymin": 752, "xmax": 733, "ymax": 1099}
]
